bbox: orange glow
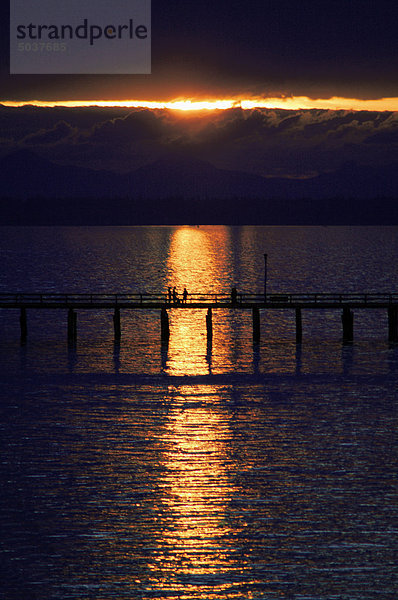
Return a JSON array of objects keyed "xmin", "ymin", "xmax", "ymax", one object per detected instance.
[
  {"xmin": 148, "ymin": 388, "xmax": 244, "ymax": 592},
  {"xmin": 166, "ymin": 226, "xmax": 232, "ymax": 376},
  {"xmin": 1, "ymin": 96, "xmax": 398, "ymax": 111}
]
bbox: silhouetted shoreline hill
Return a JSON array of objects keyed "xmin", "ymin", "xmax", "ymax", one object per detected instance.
[
  {"xmin": 123, "ymin": 157, "xmax": 298, "ymax": 199},
  {"xmin": 302, "ymin": 162, "xmax": 398, "ymax": 200},
  {"xmin": 0, "ymin": 149, "xmax": 121, "ymax": 198},
  {"xmin": 1, "ymin": 151, "xmax": 397, "ymax": 224}
]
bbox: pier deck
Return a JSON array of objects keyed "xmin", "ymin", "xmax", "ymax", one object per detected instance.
[
  {"xmin": 1, "ymin": 292, "xmax": 398, "ymax": 310},
  {"xmin": 1, "ymin": 292, "xmax": 398, "ymax": 344}
]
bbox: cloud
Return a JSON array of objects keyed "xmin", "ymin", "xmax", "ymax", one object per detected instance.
[
  {"xmin": 1, "ymin": 106, "xmax": 398, "ymax": 177},
  {"xmin": 85, "ymin": 110, "xmax": 166, "ymax": 144},
  {"xmin": 364, "ymin": 125, "xmax": 398, "ymax": 145},
  {"xmin": 176, "ymin": 108, "xmax": 398, "ymax": 175},
  {"xmin": 23, "ymin": 120, "xmax": 76, "ymax": 145}
]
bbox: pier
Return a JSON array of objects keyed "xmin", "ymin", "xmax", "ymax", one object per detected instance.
[{"xmin": 1, "ymin": 292, "xmax": 398, "ymax": 344}]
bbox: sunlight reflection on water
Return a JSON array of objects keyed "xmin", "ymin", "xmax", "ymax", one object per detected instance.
[
  {"xmin": 0, "ymin": 226, "xmax": 398, "ymax": 600},
  {"xmin": 147, "ymin": 389, "xmax": 241, "ymax": 597},
  {"xmin": 165, "ymin": 227, "xmax": 232, "ymax": 376}
]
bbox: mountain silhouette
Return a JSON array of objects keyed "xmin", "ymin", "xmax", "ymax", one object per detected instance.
[
  {"xmin": 0, "ymin": 149, "xmax": 121, "ymax": 198},
  {"xmin": 123, "ymin": 157, "xmax": 296, "ymax": 199},
  {"xmin": 1, "ymin": 150, "xmax": 397, "ymax": 224}
]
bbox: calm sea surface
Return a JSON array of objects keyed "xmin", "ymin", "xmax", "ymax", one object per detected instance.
[{"xmin": 0, "ymin": 226, "xmax": 397, "ymax": 599}]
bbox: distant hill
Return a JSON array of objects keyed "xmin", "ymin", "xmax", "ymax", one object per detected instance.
[
  {"xmin": 122, "ymin": 157, "xmax": 299, "ymax": 199},
  {"xmin": 0, "ymin": 149, "xmax": 121, "ymax": 198},
  {"xmin": 1, "ymin": 150, "xmax": 398, "ymax": 224}
]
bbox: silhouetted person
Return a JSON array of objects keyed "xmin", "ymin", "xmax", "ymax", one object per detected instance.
[
  {"xmin": 231, "ymin": 287, "xmax": 238, "ymax": 305},
  {"xmin": 172, "ymin": 287, "xmax": 178, "ymax": 304},
  {"xmin": 183, "ymin": 288, "xmax": 188, "ymax": 303},
  {"xmin": 168, "ymin": 287, "xmax": 172, "ymax": 304}
]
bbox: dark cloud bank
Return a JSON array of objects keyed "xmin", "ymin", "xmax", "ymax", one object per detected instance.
[
  {"xmin": 2, "ymin": 105, "xmax": 397, "ymax": 176},
  {"xmin": 1, "ymin": 106, "xmax": 398, "ymax": 224}
]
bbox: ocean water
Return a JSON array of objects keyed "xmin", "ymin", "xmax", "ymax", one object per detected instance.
[{"xmin": 0, "ymin": 226, "xmax": 397, "ymax": 600}]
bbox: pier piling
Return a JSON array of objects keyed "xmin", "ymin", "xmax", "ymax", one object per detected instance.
[
  {"xmin": 20, "ymin": 307, "xmax": 27, "ymax": 343},
  {"xmin": 342, "ymin": 306, "xmax": 354, "ymax": 343},
  {"xmin": 161, "ymin": 307, "xmax": 170, "ymax": 343},
  {"xmin": 388, "ymin": 306, "xmax": 398, "ymax": 342},
  {"xmin": 252, "ymin": 307, "xmax": 260, "ymax": 343},
  {"xmin": 206, "ymin": 308, "xmax": 213, "ymax": 341},
  {"xmin": 68, "ymin": 308, "xmax": 77, "ymax": 344},
  {"xmin": 264, "ymin": 253, "xmax": 268, "ymax": 302},
  {"xmin": 113, "ymin": 307, "xmax": 121, "ymax": 340},
  {"xmin": 295, "ymin": 307, "xmax": 303, "ymax": 343}
]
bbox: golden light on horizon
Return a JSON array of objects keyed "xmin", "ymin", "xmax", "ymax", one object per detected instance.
[{"xmin": 2, "ymin": 96, "xmax": 398, "ymax": 111}]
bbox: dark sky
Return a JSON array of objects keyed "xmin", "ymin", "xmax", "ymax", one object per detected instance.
[{"xmin": 1, "ymin": 0, "xmax": 398, "ymax": 101}]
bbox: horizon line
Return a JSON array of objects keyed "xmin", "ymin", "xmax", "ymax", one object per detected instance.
[{"xmin": 2, "ymin": 96, "xmax": 398, "ymax": 111}]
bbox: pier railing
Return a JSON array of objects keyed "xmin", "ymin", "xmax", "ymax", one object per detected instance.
[
  {"xmin": 2, "ymin": 292, "xmax": 398, "ymax": 344},
  {"xmin": 1, "ymin": 292, "xmax": 398, "ymax": 308}
]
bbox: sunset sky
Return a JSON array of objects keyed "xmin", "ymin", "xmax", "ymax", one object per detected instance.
[
  {"xmin": 2, "ymin": 0, "xmax": 398, "ymax": 104},
  {"xmin": 1, "ymin": 0, "xmax": 398, "ymax": 179}
]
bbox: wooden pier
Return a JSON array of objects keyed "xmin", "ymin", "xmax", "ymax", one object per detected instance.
[{"xmin": 1, "ymin": 292, "xmax": 398, "ymax": 344}]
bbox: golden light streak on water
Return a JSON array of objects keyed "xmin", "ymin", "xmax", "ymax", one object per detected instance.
[
  {"xmin": 2, "ymin": 96, "xmax": 398, "ymax": 111},
  {"xmin": 148, "ymin": 389, "xmax": 245, "ymax": 597},
  {"xmin": 160, "ymin": 232, "xmax": 255, "ymax": 597},
  {"xmin": 165, "ymin": 226, "xmax": 234, "ymax": 376}
]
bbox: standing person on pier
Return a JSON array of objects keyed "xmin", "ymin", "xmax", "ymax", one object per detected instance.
[
  {"xmin": 172, "ymin": 287, "xmax": 179, "ymax": 304},
  {"xmin": 183, "ymin": 288, "xmax": 188, "ymax": 303}
]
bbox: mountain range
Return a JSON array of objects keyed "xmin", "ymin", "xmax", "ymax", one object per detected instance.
[{"xmin": 1, "ymin": 150, "xmax": 397, "ymax": 224}]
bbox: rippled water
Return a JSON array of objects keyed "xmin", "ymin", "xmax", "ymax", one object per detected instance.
[{"xmin": 0, "ymin": 226, "xmax": 397, "ymax": 599}]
